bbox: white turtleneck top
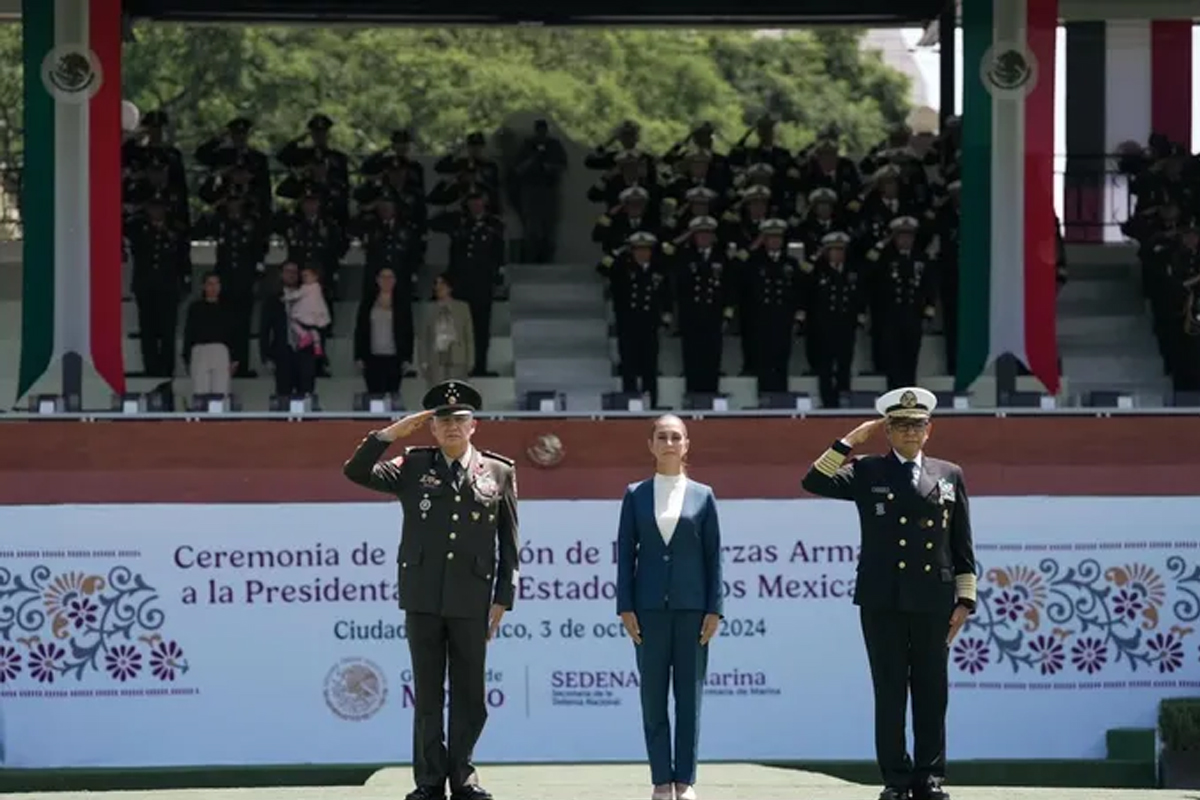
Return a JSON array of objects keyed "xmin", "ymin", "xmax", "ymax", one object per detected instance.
[{"xmin": 653, "ymin": 472, "xmax": 689, "ymax": 545}]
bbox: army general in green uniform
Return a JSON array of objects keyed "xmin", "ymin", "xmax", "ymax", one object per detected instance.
[
  {"xmin": 343, "ymin": 380, "xmax": 519, "ymax": 800},
  {"xmin": 801, "ymin": 386, "xmax": 976, "ymax": 800}
]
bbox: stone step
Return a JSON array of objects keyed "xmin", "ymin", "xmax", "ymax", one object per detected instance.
[
  {"xmin": 512, "ymin": 318, "xmax": 610, "ymax": 354},
  {"xmin": 506, "ymin": 263, "xmax": 601, "ymax": 286},
  {"xmin": 1056, "ymin": 314, "xmax": 1152, "ymax": 340}
]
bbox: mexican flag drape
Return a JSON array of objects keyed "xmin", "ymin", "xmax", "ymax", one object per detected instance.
[
  {"xmin": 18, "ymin": 0, "xmax": 125, "ymax": 399},
  {"xmin": 958, "ymin": 0, "xmax": 1061, "ymax": 395}
]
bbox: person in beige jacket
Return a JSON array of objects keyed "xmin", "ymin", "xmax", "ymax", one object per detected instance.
[{"xmin": 420, "ymin": 272, "xmax": 475, "ymax": 384}]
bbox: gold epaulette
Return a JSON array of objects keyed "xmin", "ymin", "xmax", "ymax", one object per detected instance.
[
  {"xmin": 480, "ymin": 449, "xmax": 516, "ymax": 467},
  {"xmin": 800, "ymin": 261, "xmax": 814, "ymax": 273},
  {"xmin": 955, "ymin": 573, "xmax": 978, "ymax": 603},
  {"xmin": 813, "ymin": 448, "xmax": 847, "ymax": 477},
  {"xmin": 722, "ymin": 210, "xmax": 739, "ymax": 223},
  {"xmin": 866, "ymin": 248, "xmax": 880, "ymax": 262},
  {"xmin": 846, "ymin": 199, "xmax": 862, "ymax": 212},
  {"xmin": 662, "ymin": 242, "xmax": 676, "ymax": 255},
  {"xmin": 596, "ymin": 215, "xmax": 611, "ymax": 227},
  {"xmin": 599, "ymin": 256, "xmax": 614, "ymax": 270},
  {"xmin": 735, "ymin": 248, "xmax": 749, "ymax": 261}
]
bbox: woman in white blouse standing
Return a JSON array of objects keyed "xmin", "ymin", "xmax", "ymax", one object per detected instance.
[{"xmin": 616, "ymin": 414, "xmax": 724, "ymax": 800}]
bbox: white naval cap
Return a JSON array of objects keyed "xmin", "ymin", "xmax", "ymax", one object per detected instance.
[{"xmin": 875, "ymin": 386, "xmax": 938, "ymax": 419}]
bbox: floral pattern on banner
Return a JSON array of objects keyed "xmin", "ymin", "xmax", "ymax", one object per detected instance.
[
  {"xmin": 952, "ymin": 556, "xmax": 1200, "ymax": 679},
  {"xmin": 0, "ymin": 566, "xmax": 189, "ymax": 685}
]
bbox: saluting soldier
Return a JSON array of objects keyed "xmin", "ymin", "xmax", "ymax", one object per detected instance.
[
  {"xmin": 276, "ymin": 113, "xmax": 351, "ymax": 223},
  {"xmin": 362, "ymin": 129, "xmax": 428, "ymax": 195},
  {"xmin": 591, "ymin": 186, "xmax": 659, "ymax": 256},
  {"xmin": 801, "ymin": 387, "xmax": 976, "ymax": 800},
  {"xmin": 584, "ymin": 120, "xmax": 656, "ymax": 180},
  {"xmin": 737, "ymin": 218, "xmax": 803, "ymax": 393},
  {"xmin": 662, "ymin": 186, "xmax": 719, "ymax": 239},
  {"xmin": 865, "ymin": 217, "xmax": 937, "ymax": 387},
  {"xmin": 342, "ymin": 380, "xmax": 518, "ymax": 800},
  {"xmin": 801, "ymin": 231, "xmax": 866, "ymax": 408},
  {"xmin": 669, "ymin": 216, "xmax": 733, "ymax": 394},
  {"xmin": 719, "ymin": 184, "xmax": 774, "ymax": 377},
  {"xmin": 599, "ymin": 231, "xmax": 672, "ymax": 407},
  {"xmin": 194, "ymin": 117, "xmax": 273, "ymax": 214},
  {"xmin": 792, "ymin": 188, "xmax": 847, "ymax": 258}
]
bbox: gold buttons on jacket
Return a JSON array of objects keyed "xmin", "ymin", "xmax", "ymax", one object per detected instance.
[
  {"xmin": 899, "ymin": 539, "xmax": 907, "ymax": 547},
  {"xmin": 447, "ymin": 552, "xmax": 455, "ymax": 560},
  {"xmin": 900, "ymin": 516, "xmax": 907, "ymax": 524},
  {"xmin": 450, "ymin": 533, "xmax": 457, "ymax": 540},
  {"xmin": 887, "ymin": 493, "xmax": 894, "ymax": 500},
  {"xmin": 925, "ymin": 564, "xmax": 932, "ymax": 572},
  {"xmin": 452, "ymin": 513, "xmax": 459, "ymax": 521},
  {"xmin": 899, "ymin": 561, "xmax": 907, "ymax": 570},
  {"xmin": 926, "ymin": 541, "xmax": 933, "ymax": 550}
]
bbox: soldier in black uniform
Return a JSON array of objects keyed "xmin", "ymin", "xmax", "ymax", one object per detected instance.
[
  {"xmin": 738, "ymin": 218, "xmax": 803, "ymax": 393},
  {"xmin": 342, "ymin": 380, "xmax": 518, "ymax": 800},
  {"xmin": 800, "ymin": 231, "xmax": 866, "ymax": 408},
  {"xmin": 801, "ymin": 386, "xmax": 976, "ymax": 800},
  {"xmin": 667, "ymin": 216, "xmax": 732, "ymax": 394},
  {"xmin": 599, "ymin": 231, "xmax": 671, "ymax": 407},
  {"xmin": 866, "ymin": 217, "xmax": 937, "ymax": 389},
  {"xmin": 429, "ymin": 191, "xmax": 506, "ymax": 377},
  {"xmin": 127, "ymin": 194, "xmax": 191, "ymax": 377}
]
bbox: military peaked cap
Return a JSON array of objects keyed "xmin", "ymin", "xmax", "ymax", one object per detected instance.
[
  {"xmin": 876, "ymin": 386, "xmax": 937, "ymax": 420},
  {"xmin": 423, "ymin": 380, "xmax": 482, "ymax": 417}
]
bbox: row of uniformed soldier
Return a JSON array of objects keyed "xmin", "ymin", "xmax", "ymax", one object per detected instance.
[{"xmin": 594, "ymin": 206, "xmax": 943, "ymax": 407}]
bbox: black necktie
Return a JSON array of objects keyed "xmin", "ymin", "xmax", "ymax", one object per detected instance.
[
  {"xmin": 451, "ymin": 461, "xmax": 464, "ymax": 489},
  {"xmin": 907, "ymin": 461, "xmax": 918, "ymax": 487}
]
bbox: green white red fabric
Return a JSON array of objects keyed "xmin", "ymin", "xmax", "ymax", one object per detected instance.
[
  {"xmin": 18, "ymin": 0, "xmax": 124, "ymax": 399},
  {"xmin": 958, "ymin": 0, "xmax": 1061, "ymax": 394}
]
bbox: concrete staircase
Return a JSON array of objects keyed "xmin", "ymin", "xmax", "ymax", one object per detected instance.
[
  {"xmin": 1056, "ymin": 243, "xmax": 1169, "ymax": 406},
  {"xmin": 507, "ymin": 262, "xmax": 612, "ymax": 410}
]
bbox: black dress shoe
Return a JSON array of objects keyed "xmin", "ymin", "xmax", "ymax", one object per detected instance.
[
  {"xmin": 405, "ymin": 786, "xmax": 445, "ymax": 800},
  {"xmin": 911, "ymin": 782, "xmax": 949, "ymax": 800},
  {"xmin": 450, "ymin": 786, "xmax": 493, "ymax": 800},
  {"xmin": 879, "ymin": 788, "xmax": 910, "ymax": 800}
]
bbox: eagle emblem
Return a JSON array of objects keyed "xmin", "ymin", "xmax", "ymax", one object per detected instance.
[
  {"xmin": 41, "ymin": 45, "xmax": 103, "ymax": 104},
  {"xmin": 900, "ymin": 390, "xmax": 917, "ymax": 408},
  {"xmin": 980, "ymin": 42, "xmax": 1038, "ymax": 99}
]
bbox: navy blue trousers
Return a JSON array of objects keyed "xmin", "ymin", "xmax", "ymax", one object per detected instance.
[{"xmin": 634, "ymin": 609, "xmax": 708, "ymax": 785}]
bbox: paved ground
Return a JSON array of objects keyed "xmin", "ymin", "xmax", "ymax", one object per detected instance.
[{"xmin": 7, "ymin": 764, "xmax": 1198, "ymax": 800}]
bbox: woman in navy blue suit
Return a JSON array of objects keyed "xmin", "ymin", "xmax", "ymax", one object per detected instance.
[{"xmin": 616, "ymin": 414, "xmax": 724, "ymax": 800}]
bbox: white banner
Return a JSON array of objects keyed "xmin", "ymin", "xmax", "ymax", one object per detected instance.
[{"xmin": 1, "ymin": 498, "xmax": 1199, "ymax": 768}]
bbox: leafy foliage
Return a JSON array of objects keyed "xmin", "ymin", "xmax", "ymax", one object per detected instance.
[{"xmin": 0, "ymin": 23, "xmax": 910, "ymax": 162}]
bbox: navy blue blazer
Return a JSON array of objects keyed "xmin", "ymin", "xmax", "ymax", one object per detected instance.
[{"xmin": 616, "ymin": 477, "xmax": 724, "ymax": 617}]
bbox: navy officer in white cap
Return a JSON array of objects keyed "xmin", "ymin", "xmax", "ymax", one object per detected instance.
[
  {"xmin": 343, "ymin": 379, "xmax": 519, "ymax": 800},
  {"xmin": 801, "ymin": 385, "xmax": 976, "ymax": 800}
]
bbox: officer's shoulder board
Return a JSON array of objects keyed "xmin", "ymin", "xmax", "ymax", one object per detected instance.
[
  {"xmin": 735, "ymin": 248, "xmax": 749, "ymax": 261},
  {"xmin": 596, "ymin": 214, "xmax": 612, "ymax": 227},
  {"xmin": 403, "ymin": 445, "xmax": 439, "ymax": 457},
  {"xmin": 800, "ymin": 260, "xmax": 814, "ymax": 273},
  {"xmin": 662, "ymin": 242, "xmax": 676, "ymax": 256},
  {"xmin": 721, "ymin": 211, "xmax": 739, "ymax": 223},
  {"xmin": 479, "ymin": 450, "xmax": 516, "ymax": 467},
  {"xmin": 866, "ymin": 248, "xmax": 881, "ymax": 261}
]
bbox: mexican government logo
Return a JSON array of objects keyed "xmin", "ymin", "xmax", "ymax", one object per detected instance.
[
  {"xmin": 41, "ymin": 45, "xmax": 103, "ymax": 104},
  {"xmin": 980, "ymin": 41, "xmax": 1038, "ymax": 100},
  {"xmin": 324, "ymin": 657, "xmax": 388, "ymax": 721}
]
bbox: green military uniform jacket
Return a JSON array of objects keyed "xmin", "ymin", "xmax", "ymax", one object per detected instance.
[
  {"xmin": 801, "ymin": 439, "xmax": 977, "ymax": 614},
  {"xmin": 343, "ymin": 433, "xmax": 520, "ymax": 619}
]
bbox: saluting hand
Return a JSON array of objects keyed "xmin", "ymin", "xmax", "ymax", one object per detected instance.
[
  {"xmin": 699, "ymin": 614, "xmax": 720, "ymax": 646},
  {"xmin": 378, "ymin": 409, "xmax": 435, "ymax": 442},
  {"xmin": 843, "ymin": 418, "xmax": 885, "ymax": 448},
  {"xmin": 947, "ymin": 605, "xmax": 970, "ymax": 644}
]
